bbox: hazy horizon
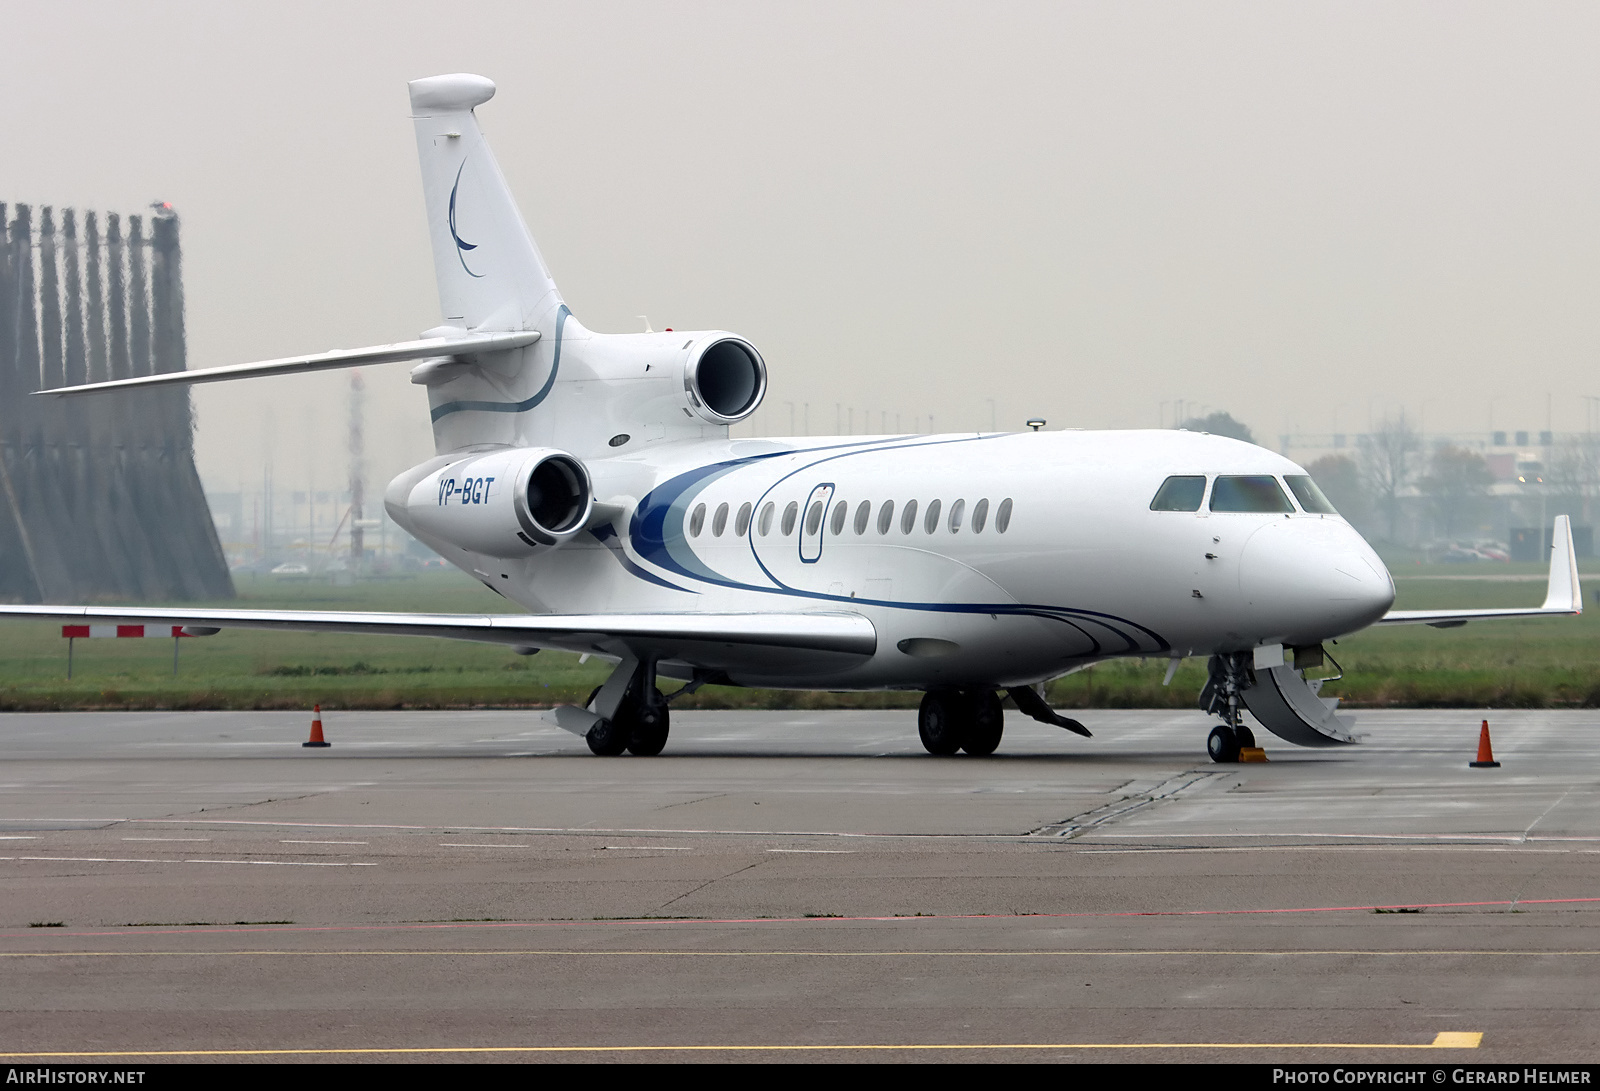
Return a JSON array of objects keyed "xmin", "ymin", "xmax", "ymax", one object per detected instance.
[{"xmin": 3, "ymin": 2, "xmax": 1598, "ymax": 500}]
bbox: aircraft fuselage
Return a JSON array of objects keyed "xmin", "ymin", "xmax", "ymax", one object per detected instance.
[{"xmin": 388, "ymin": 427, "xmax": 1395, "ymax": 689}]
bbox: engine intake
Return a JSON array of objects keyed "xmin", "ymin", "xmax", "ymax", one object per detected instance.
[
  {"xmin": 683, "ymin": 336, "xmax": 766, "ymax": 424},
  {"xmin": 403, "ymin": 447, "xmax": 592, "ymax": 558}
]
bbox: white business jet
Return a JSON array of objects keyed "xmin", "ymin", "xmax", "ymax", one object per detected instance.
[{"xmin": 7, "ymin": 74, "xmax": 1583, "ymax": 762}]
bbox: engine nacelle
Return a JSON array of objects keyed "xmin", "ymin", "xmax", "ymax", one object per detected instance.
[
  {"xmin": 680, "ymin": 335, "xmax": 767, "ymax": 425},
  {"xmin": 403, "ymin": 447, "xmax": 592, "ymax": 558}
]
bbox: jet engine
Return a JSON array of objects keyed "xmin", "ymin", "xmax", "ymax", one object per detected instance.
[
  {"xmin": 679, "ymin": 335, "xmax": 767, "ymax": 425},
  {"xmin": 402, "ymin": 447, "xmax": 592, "ymax": 558}
]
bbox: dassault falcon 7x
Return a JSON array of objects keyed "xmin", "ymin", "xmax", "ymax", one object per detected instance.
[{"xmin": 6, "ymin": 74, "xmax": 1582, "ymax": 762}]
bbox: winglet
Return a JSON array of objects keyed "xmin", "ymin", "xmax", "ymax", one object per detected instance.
[
  {"xmin": 1541, "ymin": 514, "xmax": 1582, "ymax": 614},
  {"xmin": 1376, "ymin": 514, "xmax": 1583, "ymax": 626}
]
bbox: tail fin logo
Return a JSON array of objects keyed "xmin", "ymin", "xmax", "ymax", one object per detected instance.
[{"xmin": 448, "ymin": 161, "xmax": 484, "ymax": 279}]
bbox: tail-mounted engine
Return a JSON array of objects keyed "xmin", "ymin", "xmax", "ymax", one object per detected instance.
[
  {"xmin": 402, "ymin": 447, "xmax": 592, "ymax": 558},
  {"xmin": 681, "ymin": 335, "xmax": 767, "ymax": 425}
]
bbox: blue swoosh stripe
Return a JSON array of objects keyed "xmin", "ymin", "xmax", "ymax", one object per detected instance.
[
  {"xmin": 430, "ymin": 305, "xmax": 570, "ymax": 422},
  {"xmin": 588, "ymin": 523, "xmax": 694, "ymax": 594},
  {"xmin": 624, "ymin": 435, "xmax": 1171, "ymax": 654},
  {"xmin": 449, "ymin": 161, "xmax": 483, "ymax": 279}
]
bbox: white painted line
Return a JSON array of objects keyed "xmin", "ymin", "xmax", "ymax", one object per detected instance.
[
  {"xmin": 218, "ymin": 857, "xmax": 355, "ymax": 866},
  {"xmin": 280, "ymin": 840, "xmax": 368, "ymax": 846},
  {"xmin": 0, "ymin": 836, "xmax": 37, "ymax": 840},
  {"xmin": 606, "ymin": 846, "xmax": 694, "ymax": 851},
  {"xmin": 123, "ymin": 838, "xmax": 211, "ymax": 842},
  {"xmin": 14, "ymin": 856, "xmax": 162, "ymax": 864},
  {"xmin": 7, "ymin": 855, "xmax": 374, "ymax": 868},
  {"xmin": 767, "ymin": 849, "xmax": 857, "ymax": 854},
  {"xmin": 440, "ymin": 843, "xmax": 532, "ymax": 849}
]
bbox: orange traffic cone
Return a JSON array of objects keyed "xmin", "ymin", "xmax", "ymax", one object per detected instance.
[
  {"xmin": 303, "ymin": 704, "xmax": 331, "ymax": 748},
  {"xmin": 1469, "ymin": 719, "xmax": 1499, "ymax": 768}
]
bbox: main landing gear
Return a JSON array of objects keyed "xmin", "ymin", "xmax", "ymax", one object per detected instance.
[
  {"xmin": 584, "ymin": 656, "xmax": 671, "ymax": 757},
  {"xmin": 918, "ymin": 689, "xmax": 1004, "ymax": 756},
  {"xmin": 585, "ymin": 687, "xmax": 669, "ymax": 756}
]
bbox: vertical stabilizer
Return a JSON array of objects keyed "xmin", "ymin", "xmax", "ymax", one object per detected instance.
[{"xmin": 408, "ymin": 74, "xmax": 564, "ymax": 334}]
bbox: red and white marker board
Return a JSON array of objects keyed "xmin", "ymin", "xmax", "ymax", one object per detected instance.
[{"xmin": 62, "ymin": 625, "xmax": 190, "ymax": 639}]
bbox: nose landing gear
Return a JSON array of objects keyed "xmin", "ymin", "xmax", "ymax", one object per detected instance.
[
  {"xmin": 1200, "ymin": 652, "xmax": 1256, "ymax": 764},
  {"xmin": 1199, "ymin": 647, "xmax": 1358, "ymax": 761}
]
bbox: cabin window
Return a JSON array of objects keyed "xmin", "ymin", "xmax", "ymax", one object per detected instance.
[
  {"xmin": 1210, "ymin": 475, "xmax": 1293, "ymax": 513},
  {"xmin": 781, "ymin": 501, "xmax": 799, "ymax": 536},
  {"xmin": 1285, "ymin": 475, "xmax": 1338, "ymax": 514},
  {"xmin": 758, "ymin": 501, "xmax": 775, "ymax": 536},
  {"xmin": 877, "ymin": 500, "xmax": 895, "ymax": 535},
  {"xmin": 854, "ymin": 500, "xmax": 871, "ymax": 535},
  {"xmin": 900, "ymin": 499, "xmax": 919, "ymax": 534},
  {"xmin": 1149, "ymin": 475, "xmax": 1206, "ymax": 512},
  {"xmin": 924, "ymin": 498, "xmax": 942, "ymax": 534},
  {"xmin": 948, "ymin": 498, "xmax": 965, "ymax": 533},
  {"xmin": 712, "ymin": 502, "xmax": 729, "ymax": 537},
  {"xmin": 971, "ymin": 498, "xmax": 989, "ymax": 533},
  {"xmin": 995, "ymin": 498, "xmax": 1013, "ymax": 533},
  {"xmin": 735, "ymin": 502, "xmax": 753, "ymax": 537},
  {"xmin": 689, "ymin": 503, "xmax": 706, "ymax": 537},
  {"xmin": 831, "ymin": 500, "xmax": 849, "ymax": 536},
  {"xmin": 805, "ymin": 501, "xmax": 825, "ymax": 536}
]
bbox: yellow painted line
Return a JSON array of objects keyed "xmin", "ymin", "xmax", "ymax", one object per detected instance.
[
  {"xmin": 0, "ymin": 949, "xmax": 1588, "ymax": 959},
  {"xmin": 0, "ymin": 1034, "xmax": 1482, "ymax": 1057}
]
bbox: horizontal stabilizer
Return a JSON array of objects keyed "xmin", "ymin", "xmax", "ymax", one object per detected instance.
[
  {"xmin": 1378, "ymin": 514, "xmax": 1583, "ymax": 627},
  {"xmin": 0, "ymin": 605, "xmax": 876, "ymax": 665},
  {"xmin": 32, "ymin": 330, "xmax": 540, "ymax": 396}
]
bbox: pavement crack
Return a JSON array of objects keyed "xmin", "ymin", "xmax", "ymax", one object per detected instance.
[
  {"xmin": 654, "ymin": 860, "xmax": 765, "ymax": 912},
  {"xmin": 1028, "ymin": 770, "xmax": 1225, "ymax": 838},
  {"xmin": 1521, "ymin": 787, "xmax": 1574, "ymax": 844},
  {"xmin": 656, "ymin": 793, "xmax": 729, "ymax": 812}
]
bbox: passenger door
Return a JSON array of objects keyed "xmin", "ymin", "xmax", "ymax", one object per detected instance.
[{"xmin": 799, "ymin": 483, "xmax": 835, "ymax": 563}]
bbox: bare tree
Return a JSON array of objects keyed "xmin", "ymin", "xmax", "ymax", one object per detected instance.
[
  {"xmin": 1420, "ymin": 445, "xmax": 1494, "ymax": 540},
  {"xmin": 1359, "ymin": 413, "xmax": 1420, "ymax": 543},
  {"xmin": 1547, "ymin": 436, "xmax": 1599, "ymax": 527},
  {"xmin": 1306, "ymin": 453, "xmax": 1370, "ymax": 530}
]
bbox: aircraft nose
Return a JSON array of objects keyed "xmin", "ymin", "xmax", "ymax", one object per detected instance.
[{"xmin": 1239, "ymin": 519, "xmax": 1395, "ymax": 640}]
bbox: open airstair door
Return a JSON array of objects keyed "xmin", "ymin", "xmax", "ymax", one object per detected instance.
[{"xmin": 1239, "ymin": 659, "xmax": 1361, "ymax": 747}]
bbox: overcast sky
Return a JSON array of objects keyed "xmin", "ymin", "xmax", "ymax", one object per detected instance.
[{"xmin": 3, "ymin": 2, "xmax": 1598, "ymax": 496}]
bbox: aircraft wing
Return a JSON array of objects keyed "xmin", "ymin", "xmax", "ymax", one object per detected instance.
[
  {"xmin": 1377, "ymin": 515, "xmax": 1583, "ymax": 628},
  {"xmin": 0, "ymin": 606, "xmax": 877, "ymax": 665},
  {"xmin": 30, "ymin": 330, "xmax": 540, "ymax": 396}
]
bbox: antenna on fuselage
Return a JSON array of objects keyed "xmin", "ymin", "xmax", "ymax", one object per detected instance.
[
  {"xmin": 1026, "ymin": 419, "xmax": 1046, "ymax": 432},
  {"xmin": 638, "ymin": 316, "xmax": 654, "ymax": 333}
]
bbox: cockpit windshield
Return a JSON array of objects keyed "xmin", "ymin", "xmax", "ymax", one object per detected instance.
[
  {"xmin": 1210, "ymin": 475, "xmax": 1294, "ymax": 513},
  {"xmin": 1149, "ymin": 475, "xmax": 1206, "ymax": 512},
  {"xmin": 1284, "ymin": 475, "xmax": 1338, "ymax": 514}
]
